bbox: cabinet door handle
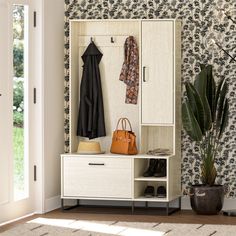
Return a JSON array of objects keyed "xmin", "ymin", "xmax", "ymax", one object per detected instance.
[
  {"xmin": 88, "ymin": 163, "xmax": 105, "ymax": 166},
  {"xmin": 143, "ymin": 66, "xmax": 146, "ymax": 82}
]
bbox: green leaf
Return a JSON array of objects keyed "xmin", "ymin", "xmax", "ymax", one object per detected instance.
[
  {"xmin": 199, "ymin": 64, "xmax": 206, "ymax": 70},
  {"xmin": 205, "ymin": 65, "xmax": 216, "ymax": 121},
  {"xmin": 182, "ymin": 100, "xmax": 203, "ymax": 141},
  {"xmin": 194, "ymin": 68, "xmax": 212, "ymax": 131},
  {"xmin": 182, "ymin": 64, "xmax": 229, "ymax": 186},
  {"xmin": 185, "ymin": 82, "xmax": 205, "ymax": 133},
  {"xmin": 219, "ymin": 99, "xmax": 229, "ymax": 139},
  {"xmin": 216, "ymin": 82, "xmax": 228, "ymax": 130},
  {"xmin": 215, "ymin": 78, "xmax": 225, "ymax": 111}
]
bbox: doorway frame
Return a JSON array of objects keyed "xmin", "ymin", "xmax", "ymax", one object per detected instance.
[{"xmin": 0, "ymin": 0, "xmax": 44, "ymax": 223}]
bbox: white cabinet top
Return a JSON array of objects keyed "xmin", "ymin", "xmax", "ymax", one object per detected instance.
[{"xmin": 61, "ymin": 152, "xmax": 174, "ymax": 159}]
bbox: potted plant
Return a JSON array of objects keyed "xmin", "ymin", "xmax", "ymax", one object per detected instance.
[{"xmin": 182, "ymin": 64, "xmax": 229, "ymax": 215}]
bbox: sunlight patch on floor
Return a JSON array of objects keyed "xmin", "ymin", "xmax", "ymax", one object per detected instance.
[{"xmin": 28, "ymin": 217, "xmax": 165, "ymax": 235}]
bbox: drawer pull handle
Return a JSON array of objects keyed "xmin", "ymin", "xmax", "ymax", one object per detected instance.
[
  {"xmin": 88, "ymin": 163, "xmax": 105, "ymax": 166},
  {"xmin": 143, "ymin": 66, "xmax": 146, "ymax": 82}
]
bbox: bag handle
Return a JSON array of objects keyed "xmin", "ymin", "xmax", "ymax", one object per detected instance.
[
  {"xmin": 121, "ymin": 118, "xmax": 126, "ymax": 130},
  {"xmin": 116, "ymin": 118, "xmax": 125, "ymax": 130},
  {"xmin": 115, "ymin": 117, "xmax": 133, "ymax": 131},
  {"xmin": 123, "ymin": 118, "xmax": 133, "ymax": 132}
]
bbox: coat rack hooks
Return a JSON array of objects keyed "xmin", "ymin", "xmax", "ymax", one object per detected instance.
[{"xmin": 89, "ymin": 36, "xmax": 115, "ymax": 43}]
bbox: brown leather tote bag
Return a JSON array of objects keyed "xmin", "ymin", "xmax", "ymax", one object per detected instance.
[{"xmin": 110, "ymin": 118, "xmax": 138, "ymax": 155}]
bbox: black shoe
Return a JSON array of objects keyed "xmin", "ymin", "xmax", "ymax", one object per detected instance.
[
  {"xmin": 153, "ymin": 159, "xmax": 166, "ymax": 177},
  {"xmin": 156, "ymin": 186, "xmax": 166, "ymax": 198},
  {"xmin": 143, "ymin": 159, "xmax": 158, "ymax": 177},
  {"xmin": 144, "ymin": 186, "xmax": 155, "ymax": 198}
]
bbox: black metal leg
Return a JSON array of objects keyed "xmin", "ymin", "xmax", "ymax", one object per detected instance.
[
  {"xmin": 178, "ymin": 197, "xmax": 181, "ymax": 210},
  {"xmin": 164, "ymin": 197, "xmax": 181, "ymax": 215},
  {"xmin": 61, "ymin": 198, "xmax": 64, "ymax": 211},
  {"xmin": 61, "ymin": 197, "xmax": 182, "ymax": 215},
  {"xmin": 166, "ymin": 202, "xmax": 169, "ymax": 215}
]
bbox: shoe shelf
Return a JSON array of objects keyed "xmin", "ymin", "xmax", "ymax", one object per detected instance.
[
  {"xmin": 134, "ymin": 180, "xmax": 167, "ymax": 198},
  {"xmin": 134, "ymin": 158, "xmax": 167, "ymax": 178},
  {"xmin": 134, "ymin": 197, "xmax": 168, "ymax": 202},
  {"xmin": 134, "ymin": 176, "xmax": 167, "ymax": 181}
]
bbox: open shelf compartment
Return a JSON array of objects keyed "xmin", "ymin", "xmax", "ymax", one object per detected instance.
[
  {"xmin": 134, "ymin": 181, "xmax": 168, "ymax": 201},
  {"xmin": 140, "ymin": 126, "xmax": 174, "ymax": 154},
  {"xmin": 134, "ymin": 157, "xmax": 168, "ymax": 180}
]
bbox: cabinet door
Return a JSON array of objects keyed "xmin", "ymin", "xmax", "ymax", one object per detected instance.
[
  {"xmin": 141, "ymin": 21, "xmax": 174, "ymax": 124},
  {"xmin": 62, "ymin": 156, "xmax": 132, "ymax": 199}
]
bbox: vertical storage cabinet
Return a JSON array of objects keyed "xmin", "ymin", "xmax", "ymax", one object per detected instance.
[
  {"xmin": 141, "ymin": 21, "xmax": 174, "ymax": 125},
  {"xmin": 137, "ymin": 20, "xmax": 181, "ymax": 209},
  {"xmin": 61, "ymin": 19, "xmax": 181, "ymax": 214}
]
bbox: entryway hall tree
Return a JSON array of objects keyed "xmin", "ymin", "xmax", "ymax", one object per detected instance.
[{"xmin": 61, "ymin": 19, "xmax": 181, "ymax": 214}]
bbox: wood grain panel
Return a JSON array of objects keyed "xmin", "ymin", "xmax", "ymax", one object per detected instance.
[
  {"xmin": 69, "ymin": 22, "xmax": 79, "ymax": 152},
  {"xmin": 63, "ymin": 156, "xmax": 132, "ymax": 198},
  {"xmin": 141, "ymin": 21, "xmax": 174, "ymax": 124},
  {"xmin": 141, "ymin": 126, "xmax": 174, "ymax": 154},
  {"xmin": 70, "ymin": 21, "xmax": 140, "ymax": 153}
]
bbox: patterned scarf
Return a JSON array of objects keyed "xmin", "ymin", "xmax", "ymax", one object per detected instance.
[{"xmin": 119, "ymin": 36, "xmax": 139, "ymax": 105}]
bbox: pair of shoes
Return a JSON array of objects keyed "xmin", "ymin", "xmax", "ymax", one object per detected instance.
[
  {"xmin": 144, "ymin": 186, "xmax": 166, "ymax": 198},
  {"xmin": 144, "ymin": 186, "xmax": 155, "ymax": 198},
  {"xmin": 143, "ymin": 159, "xmax": 166, "ymax": 177},
  {"xmin": 156, "ymin": 186, "xmax": 166, "ymax": 198}
]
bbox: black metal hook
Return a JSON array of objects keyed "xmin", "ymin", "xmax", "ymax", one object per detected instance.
[
  {"xmin": 111, "ymin": 37, "xmax": 114, "ymax": 43},
  {"xmin": 90, "ymin": 37, "xmax": 93, "ymax": 43}
]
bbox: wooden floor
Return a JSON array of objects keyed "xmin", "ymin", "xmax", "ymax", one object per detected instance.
[{"xmin": 1, "ymin": 207, "xmax": 236, "ymax": 233}]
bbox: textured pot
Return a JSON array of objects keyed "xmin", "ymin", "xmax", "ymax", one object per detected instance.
[{"xmin": 190, "ymin": 185, "xmax": 224, "ymax": 215}]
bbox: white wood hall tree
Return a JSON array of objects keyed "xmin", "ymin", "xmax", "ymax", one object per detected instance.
[{"xmin": 61, "ymin": 19, "xmax": 181, "ymax": 215}]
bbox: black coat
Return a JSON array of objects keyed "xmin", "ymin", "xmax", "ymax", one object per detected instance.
[{"xmin": 77, "ymin": 42, "xmax": 106, "ymax": 139}]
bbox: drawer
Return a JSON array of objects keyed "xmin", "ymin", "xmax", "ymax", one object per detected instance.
[
  {"xmin": 63, "ymin": 156, "xmax": 131, "ymax": 169},
  {"xmin": 62, "ymin": 156, "xmax": 132, "ymax": 199}
]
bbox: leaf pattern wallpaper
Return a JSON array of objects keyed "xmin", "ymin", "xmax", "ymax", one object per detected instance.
[{"xmin": 64, "ymin": 0, "xmax": 236, "ymax": 197}]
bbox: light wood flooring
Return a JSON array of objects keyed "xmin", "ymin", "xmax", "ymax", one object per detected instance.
[{"xmin": 1, "ymin": 207, "xmax": 236, "ymax": 233}]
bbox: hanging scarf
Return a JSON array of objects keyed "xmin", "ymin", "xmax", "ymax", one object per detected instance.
[{"xmin": 119, "ymin": 36, "xmax": 139, "ymax": 105}]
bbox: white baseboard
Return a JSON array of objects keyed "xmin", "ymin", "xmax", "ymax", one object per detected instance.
[
  {"xmin": 222, "ymin": 198, "xmax": 236, "ymax": 210},
  {"xmin": 44, "ymin": 195, "xmax": 61, "ymax": 213},
  {"xmin": 181, "ymin": 196, "xmax": 191, "ymax": 210},
  {"xmin": 0, "ymin": 213, "xmax": 34, "ymax": 227},
  {"xmin": 44, "ymin": 195, "xmax": 236, "ymax": 212}
]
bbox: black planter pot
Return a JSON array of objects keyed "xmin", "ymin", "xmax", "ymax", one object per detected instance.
[{"xmin": 190, "ymin": 185, "xmax": 224, "ymax": 215}]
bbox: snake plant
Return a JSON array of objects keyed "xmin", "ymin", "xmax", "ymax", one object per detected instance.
[{"xmin": 182, "ymin": 64, "xmax": 229, "ymax": 186}]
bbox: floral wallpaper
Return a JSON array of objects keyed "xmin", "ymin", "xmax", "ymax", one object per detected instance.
[{"xmin": 64, "ymin": 0, "xmax": 236, "ymax": 197}]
